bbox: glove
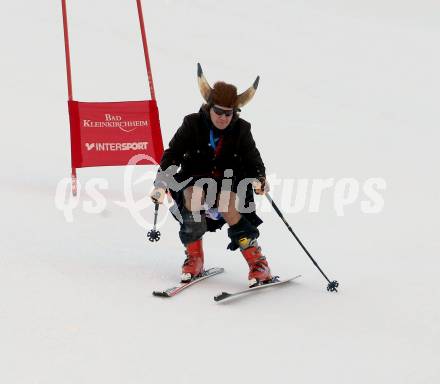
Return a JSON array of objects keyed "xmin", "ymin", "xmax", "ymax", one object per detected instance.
[
  {"xmin": 252, "ymin": 177, "xmax": 269, "ymax": 195},
  {"xmin": 150, "ymin": 187, "xmax": 166, "ymax": 204}
]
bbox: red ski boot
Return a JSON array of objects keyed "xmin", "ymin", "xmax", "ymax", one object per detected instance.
[
  {"xmin": 239, "ymin": 237, "xmax": 273, "ymax": 287},
  {"xmin": 181, "ymin": 239, "xmax": 204, "ymax": 282}
]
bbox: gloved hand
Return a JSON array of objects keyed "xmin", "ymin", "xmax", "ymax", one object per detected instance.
[
  {"xmin": 252, "ymin": 177, "xmax": 270, "ymax": 195},
  {"xmin": 150, "ymin": 187, "xmax": 166, "ymax": 204}
]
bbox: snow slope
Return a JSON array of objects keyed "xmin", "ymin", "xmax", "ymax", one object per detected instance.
[{"xmin": 0, "ymin": 1, "xmax": 439, "ymax": 383}]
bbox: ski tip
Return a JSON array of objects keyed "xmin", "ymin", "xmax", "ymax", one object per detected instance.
[
  {"xmin": 214, "ymin": 292, "xmax": 231, "ymax": 302},
  {"xmin": 152, "ymin": 291, "xmax": 171, "ymax": 297}
]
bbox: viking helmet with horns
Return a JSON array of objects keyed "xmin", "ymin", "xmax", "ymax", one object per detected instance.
[{"xmin": 197, "ymin": 63, "xmax": 260, "ymax": 109}]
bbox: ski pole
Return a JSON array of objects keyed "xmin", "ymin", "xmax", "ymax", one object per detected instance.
[
  {"xmin": 147, "ymin": 203, "xmax": 161, "ymax": 242},
  {"xmin": 265, "ymin": 193, "xmax": 339, "ymax": 292}
]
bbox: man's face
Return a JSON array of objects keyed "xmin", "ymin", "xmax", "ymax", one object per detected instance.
[{"xmin": 210, "ymin": 104, "xmax": 234, "ymax": 130}]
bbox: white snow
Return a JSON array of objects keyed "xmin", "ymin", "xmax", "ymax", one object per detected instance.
[{"xmin": 0, "ymin": 1, "xmax": 439, "ymax": 383}]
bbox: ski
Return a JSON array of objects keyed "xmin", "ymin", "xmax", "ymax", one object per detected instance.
[
  {"xmin": 214, "ymin": 275, "xmax": 301, "ymax": 302},
  {"xmin": 153, "ymin": 267, "xmax": 224, "ymax": 297}
]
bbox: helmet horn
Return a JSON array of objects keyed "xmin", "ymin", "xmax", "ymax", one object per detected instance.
[
  {"xmin": 197, "ymin": 63, "xmax": 212, "ymax": 102},
  {"xmin": 236, "ymin": 76, "xmax": 260, "ymax": 108}
]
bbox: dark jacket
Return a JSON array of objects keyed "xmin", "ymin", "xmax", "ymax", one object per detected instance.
[
  {"xmin": 159, "ymin": 107, "xmax": 266, "ymax": 182},
  {"xmin": 157, "ymin": 106, "xmax": 265, "ymax": 232}
]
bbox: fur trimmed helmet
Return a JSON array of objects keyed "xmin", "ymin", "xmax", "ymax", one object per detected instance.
[{"xmin": 197, "ymin": 63, "xmax": 259, "ymax": 109}]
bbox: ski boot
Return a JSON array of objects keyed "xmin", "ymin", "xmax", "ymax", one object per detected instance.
[
  {"xmin": 181, "ymin": 238, "xmax": 204, "ymax": 282},
  {"xmin": 239, "ymin": 237, "xmax": 273, "ymax": 287}
]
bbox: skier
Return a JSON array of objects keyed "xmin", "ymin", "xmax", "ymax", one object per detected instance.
[{"xmin": 150, "ymin": 64, "xmax": 272, "ymax": 287}]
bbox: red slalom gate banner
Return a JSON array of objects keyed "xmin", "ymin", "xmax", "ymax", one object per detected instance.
[
  {"xmin": 68, "ymin": 100, "xmax": 163, "ymax": 168},
  {"xmin": 61, "ymin": 0, "xmax": 164, "ymax": 195}
]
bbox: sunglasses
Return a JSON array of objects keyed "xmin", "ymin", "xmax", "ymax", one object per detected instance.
[{"xmin": 212, "ymin": 105, "xmax": 234, "ymax": 117}]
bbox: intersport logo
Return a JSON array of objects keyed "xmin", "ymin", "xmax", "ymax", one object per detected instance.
[{"xmin": 85, "ymin": 142, "xmax": 148, "ymax": 151}]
